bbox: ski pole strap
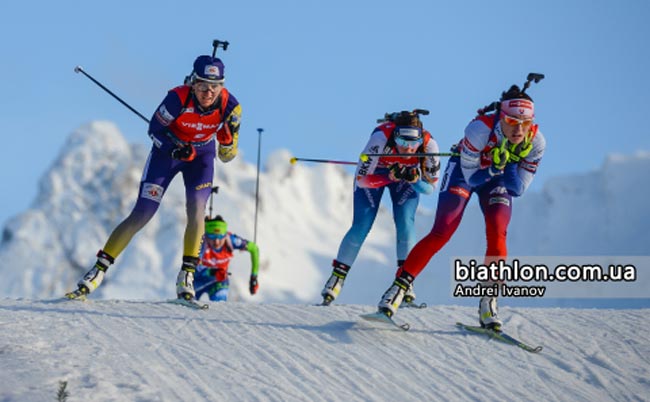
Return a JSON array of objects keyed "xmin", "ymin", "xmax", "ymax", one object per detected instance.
[
  {"xmin": 290, "ymin": 157, "xmax": 358, "ymax": 166},
  {"xmin": 359, "ymin": 152, "xmax": 459, "ymax": 162}
]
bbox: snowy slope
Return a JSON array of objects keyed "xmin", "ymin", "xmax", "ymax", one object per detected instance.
[
  {"xmin": 0, "ymin": 299, "xmax": 648, "ymax": 402},
  {"xmin": 0, "ymin": 123, "xmax": 649, "ymax": 308}
]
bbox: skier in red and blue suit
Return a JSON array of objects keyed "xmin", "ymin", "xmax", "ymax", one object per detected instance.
[
  {"xmin": 320, "ymin": 111, "xmax": 441, "ymax": 305},
  {"xmin": 67, "ymin": 55, "xmax": 242, "ymax": 302},
  {"xmin": 194, "ymin": 215, "xmax": 260, "ymax": 302},
  {"xmin": 376, "ymin": 85, "xmax": 546, "ymax": 330}
]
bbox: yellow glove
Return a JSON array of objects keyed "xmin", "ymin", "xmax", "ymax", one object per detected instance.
[
  {"xmin": 218, "ymin": 132, "xmax": 238, "ymax": 163},
  {"xmin": 507, "ymin": 140, "xmax": 533, "ymax": 163},
  {"xmin": 490, "ymin": 138, "xmax": 509, "ymax": 173}
]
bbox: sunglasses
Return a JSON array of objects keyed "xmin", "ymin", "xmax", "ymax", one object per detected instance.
[
  {"xmin": 206, "ymin": 233, "xmax": 227, "ymax": 240},
  {"xmin": 394, "ymin": 136, "xmax": 423, "ymax": 149},
  {"xmin": 194, "ymin": 81, "xmax": 223, "ymax": 93},
  {"xmin": 501, "ymin": 112, "xmax": 533, "ymax": 128},
  {"xmin": 394, "ymin": 127, "xmax": 423, "ymax": 148}
]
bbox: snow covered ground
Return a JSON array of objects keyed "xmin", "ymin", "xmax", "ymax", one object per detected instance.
[{"xmin": 1, "ymin": 298, "xmax": 648, "ymax": 402}]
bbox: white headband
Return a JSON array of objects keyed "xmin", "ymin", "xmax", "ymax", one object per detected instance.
[{"xmin": 501, "ymin": 98, "xmax": 534, "ymax": 118}]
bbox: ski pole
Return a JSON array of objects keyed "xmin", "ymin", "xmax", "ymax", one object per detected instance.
[
  {"xmin": 74, "ymin": 66, "xmax": 150, "ymax": 124},
  {"xmin": 359, "ymin": 152, "xmax": 459, "ymax": 162},
  {"xmin": 254, "ymin": 128, "xmax": 263, "ymax": 243},
  {"xmin": 290, "ymin": 157, "xmax": 358, "ymax": 166},
  {"xmin": 76, "ymin": 65, "xmax": 187, "ymax": 148}
]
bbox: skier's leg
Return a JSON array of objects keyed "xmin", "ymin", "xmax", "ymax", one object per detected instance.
[
  {"xmin": 322, "ymin": 186, "xmax": 384, "ymax": 303},
  {"xmin": 389, "ymin": 182, "xmax": 420, "ymax": 305},
  {"xmin": 181, "ymin": 150, "xmax": 215, "ymax": 258},
  {"xmin": 478, "ymin": 184, "xmax": 513, "ymax": 264},
  {"xmin": 377, "ymin": 161, "xmax": 471, "ymax": 316},
  {"xmin": 476, "ymin": 182, "xmax": 513, "ymax": 330},
  {"xmin": 400, "ymin": 184, "xmax": 470, "ymax": 278},
  {"xmin": 76, "ymin": 149, "xmax": 177, "ymax": 295},
  {"xmin": 335, "ymin": 186, "xmax": 384, "ymax": 265},
  {"xmin": 208, "ymin": 280, "xmax": 229, "ymax": 302},
  {"xmin": 103, "ymin": 150, "xmax": 177, "ymax": 258},
  {"xmin": 176, "ymin": 149, "xmax": 215, "ymax": 300},
  {"xmin": 389, "ymin": 182, "xmax": 420, "ymax": 262}
]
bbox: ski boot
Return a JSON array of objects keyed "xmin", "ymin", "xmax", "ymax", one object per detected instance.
[
  {"xmin": 66, "ymin": 250, "xmax": 114, "ymax": 299},
  {"xmin": 377, "ymin": 271, "xmax": 414, "ymax": 317},
  {"xmin": 320, "ymin": 260, "xmax": 350, "ymax": 305},
  {"xmin": 479, "ymin": 296, "xmax": 503, "ymax": 331},
  {"xmin": 176, "ymin": 256, "xmax": 199, "ymax": 300}
]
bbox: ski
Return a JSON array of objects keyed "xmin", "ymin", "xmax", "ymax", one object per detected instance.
[
  {"xmin": 167, "ymin": 298, "xmax": 209, "ymax": 310},
  {"xmin": 62, "ymin": 290, "xmax": 207, "ymax": 310},
  {"xmin": 360, "ymin": 311, "xmax": 410, "ymax": 331},
  {"xmin": 456, "ymin": 322, "xmax": 543, "ymax": 353}
]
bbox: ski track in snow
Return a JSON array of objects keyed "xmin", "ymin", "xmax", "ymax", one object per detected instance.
[{"xmin": 0, "ymin": 299, "xmax": 649, "ymax": 402}]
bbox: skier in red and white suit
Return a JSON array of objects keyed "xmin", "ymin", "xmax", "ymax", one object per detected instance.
[{"xmin": 375, "ymin": 85, "xmax": 546, "ymax": 330}]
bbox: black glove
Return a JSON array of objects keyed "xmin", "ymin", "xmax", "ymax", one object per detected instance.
[
  {"xmin": 389, "ymin": 163, "xmax": 420, "ymax": 183},
  {"xmin": 249, "ymin": 275, "xmax": 259, "ymax": 295},
  {"xmin": 402, "ymin": 167, "xmax": 420, "ymax": 183},
  {"xmin": 171, "ymin": 143, "xmax": 196, "ymax": 162}
]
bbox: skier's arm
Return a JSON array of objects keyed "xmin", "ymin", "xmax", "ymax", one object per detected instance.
[
  {"xmin": 504, "ymin": 132, "xmax": 546, "ymax": 196},
  {"xmin": 246, "ymin": 241, "xmax": 259, "ymax": 295},
  {"xmin": 217, "ymin": 93, "xmax": 242, "ymax": 163},
  {"xmin": 460, "ymin": 120, "xmax": 498, "ymax": 187},
  {"xmin": 356, "ymin": 131, "xmax": 392, "ymax": 188},
  {"xmin": 232, "ymin": 234, "xmax": 260, "ymax": 295},
  {"xmin": 148, "ymin": 91, "xmax": 184, "ymax": 152},
  {"xmin": 410, "ymin": 134, "xmax": 441, "ymax": 194},
  {"xmin": 246, "ymin": 241, "xmax": 259, "ymax": 277}
]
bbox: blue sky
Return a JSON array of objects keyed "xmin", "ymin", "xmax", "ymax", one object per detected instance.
[{"xmin": 1, "ymin": 0, "xmax": 649, "ymax": 228}]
